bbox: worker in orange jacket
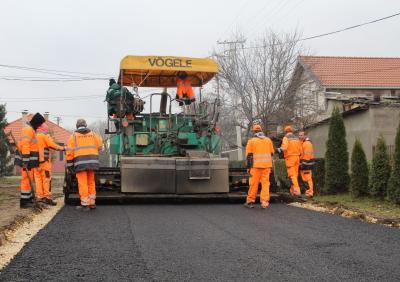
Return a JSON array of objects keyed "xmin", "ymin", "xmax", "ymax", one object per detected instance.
[
  {"xmin": 16, "ymin": 113, "xmax": 46, "ymax": 208},
  {"xmin": 244, "ymin": 124, "xmax": 275, "ymax": 209},
  {"xmin": 66, "ymin": 119, "xmax": 103, "ymax": 211},
  {"xmin": 299, "ymin": 131, "xmax": 315, "ymax": 197},
  {"xmin": 277, "ymin": 126, "xmax": 302, "ymax": 196},
  {"xmin": 176, "ymin": 71, "xmax": 195, "ymax": 105},
  {"xmin": 34, "ymin": 123, "xmax": 65, "ymax": 205}
]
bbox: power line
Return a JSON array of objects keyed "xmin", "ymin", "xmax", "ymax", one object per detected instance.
[
  {"xmin": 0, "ymin": 76, "xmax": 109, "ymax": 82},
  {"xmin": 0, "ymin": 63, "xmax": 114, "ymax": 78},
  {"xmin": 0, "ymin": 94, "xmax": 103, "ymax": 100},
  {"xmin": 232, "ymin": 11, "xmax": 400, "ymax": 50},
  {"xmin": 6, "ymin": 110, "xmax": 104, "ymax": 119}
]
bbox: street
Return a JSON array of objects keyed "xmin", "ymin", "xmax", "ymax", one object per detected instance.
[{"xmin": 0, "ymin": 203, "xmax": 399, "ymax": 281}]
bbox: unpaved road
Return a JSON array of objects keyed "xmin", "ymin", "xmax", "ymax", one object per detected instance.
[{"xmin": 0, "ymin": 204, "xmax": 399, "ymax": 281}]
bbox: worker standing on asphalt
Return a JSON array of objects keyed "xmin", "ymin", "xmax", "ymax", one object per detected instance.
[
  {"xmin": 244, "ymin": 124, "xmax": 275, "ymax": 209},
  {"xmin": 34, "ymin": 123, "xmax": 65, "ymax": 205},
  {"xmin": 299, "ymin": 131, "xmax": 315, "ymax": 197},
  {"xmin": 16, "ymin": 113, "xmax": 46, "ymax": 208},
  {"xmin": 66, "ymin": 119, "xmax": 103, "ymax": 211},
  {"xmin": 277, "ymin": 126, "xmax": 302, "ymax": 196}
]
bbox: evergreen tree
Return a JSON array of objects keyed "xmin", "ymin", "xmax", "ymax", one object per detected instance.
[
  {"xmin": 0, "ymin": 104, "xmax": 13, "ymax": 177},
  {"xmin": 324, "ymin": 107, "xmax": 350, "ymax": 194},
  {"xmin": 388, "ymin": 122, "xmax": 400, "ymax": 204},
  {"xmin": 369, "ymin": 136, "xmax": 391, "ymax": 198},
  {"xmin": 350, "ymin": 139, "xmax": 369, "ymax": 198}
]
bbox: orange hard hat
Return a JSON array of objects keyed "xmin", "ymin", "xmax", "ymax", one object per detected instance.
[
  {"xmin": 284, "ymin": 125, "xmax": 293, "ymax": 133},
  {"xmin": 252, "ymin": 124, "xmax": 262, "ymax": 132}
]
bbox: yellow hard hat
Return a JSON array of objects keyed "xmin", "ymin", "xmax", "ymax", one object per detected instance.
[
  {"xmin": 252, "ymin": 124, "xmax": 262, "ymax": 132},
  {"xmin": 284, "ymin": 125, "xmax": 293, "ymax": 133}
]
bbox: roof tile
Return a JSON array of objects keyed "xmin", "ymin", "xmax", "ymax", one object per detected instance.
[{"xmin": 300, "ymin": 56, "xmax": 400, "ymax": 88}]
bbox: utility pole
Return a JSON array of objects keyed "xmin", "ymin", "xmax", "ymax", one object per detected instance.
[
  {"xmin": 54, "ymin": 116, "xmax": 62, "ymax": 126},
  {"xmin": 216, "ymin": 39, "xmax": 246, "ymax": 57}
]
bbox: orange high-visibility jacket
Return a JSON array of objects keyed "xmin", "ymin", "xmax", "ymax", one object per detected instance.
[
  {"xmin": 19, "ymin": 126, "xmax": 39, "ymax": 169},
  {"xmin": 177, "ymin": 78, "xmax": 195, "ymax": 100},
  {"xmin": 281, "ymin": 133, "xmax": 302, "ymax": 158},
  {"xmin": 37, "ymin": 132, "xmax": 64, "ymax": 162},
  {"xmin": 246, "ymin": 136, "xmax": 275, "ymax": 168},
  {"xmin": 301, "ymin": 138, "xmax": 314, "ymax": 161},
  {"xmin": 66, "ymin": 129, "xmax": 103, "ymax": 172}
]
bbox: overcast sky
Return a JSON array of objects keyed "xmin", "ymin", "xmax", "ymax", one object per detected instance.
[{"xmin": 1, "ymin": 0, "xmax": 399, "ymax": 128}]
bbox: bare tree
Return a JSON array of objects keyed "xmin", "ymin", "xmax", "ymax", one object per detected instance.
[{"xmin": 214, "ymin": 30, "xmax": 306, "ymax": 142}]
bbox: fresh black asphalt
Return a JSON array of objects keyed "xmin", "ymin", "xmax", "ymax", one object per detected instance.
[{"xmin": 1, "ymin": 203, "xmax": 399, "ymax": 281}]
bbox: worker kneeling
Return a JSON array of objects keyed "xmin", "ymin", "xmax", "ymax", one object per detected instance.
[
  {"xmin": 278, "ymin": 126, "xmax": 302, "ymax": 196},
  {"xmin": 66, "ymin": 119, "xmax": 103, "ymax": 211},
  {"xmin": 244, "ymin": 124, "xmax": 275, "ymax": 209}
]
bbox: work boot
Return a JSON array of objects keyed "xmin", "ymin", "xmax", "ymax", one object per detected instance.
[
  {"xmin": 20, "ymin": 200, "xmax": 34, "ymax": 209},
  {"xmin": 43, "ymin": 198, "xmax": 57, "ymax": 206},
  {"xmin": 291, "ymin": 187, "xmax": 301, "ymax": 197},
  {"xmin": 261, "ymin": 201, "xmax": 270, "ymax": 209},
  {"xmin": 89, "ymin": 204, "xmax": 96, "ymax": 210},
  {"xmin": 305, "ymin": 190, "xmax": 313, "ymax": 198},
  {"xmin": 243, "ymin": 202, "xmax": 255, "ymax": 209},
  {"xmin": 75, "ymin": 205, "xmax": 90, "ymax": 212}
]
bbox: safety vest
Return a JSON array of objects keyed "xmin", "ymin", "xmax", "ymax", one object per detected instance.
[
  {"xmin": 281, "ymin": 133, "xmax": 302, "ymax": 158},
  {"xmin": 245, "ymin": 136, "xmax": 275, "ymax": 168},
  {"xmin": 301, "ymin": 138, "xmax": 314, "ymax": 161},
  {"xmin": 66, "ymin": 130, "xmax": 102, "ymax": 172},
  {"xmin": 18, "ymin": 126, "xmax": 39, "ymax": 169},
  {"xmin": 176, "ymin": 78, "xmax": 195, "ymax": 99},
  {"xmin": 37, "ymin": 132, "xmax": 64, "ymax": 162}
]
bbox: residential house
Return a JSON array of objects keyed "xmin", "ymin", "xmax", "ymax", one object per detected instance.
[{"xmin": 288, "ymin": 56, "xmax": 400, "ymax": 123}]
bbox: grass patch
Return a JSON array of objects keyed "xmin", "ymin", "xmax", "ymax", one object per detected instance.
[
  {"xmin": 314, "ymin": 194, "xmax": 400, "ymax": 218},
  {"xmin": 0, "ymin": 177, "xmax": 20, "ymax": 186}
]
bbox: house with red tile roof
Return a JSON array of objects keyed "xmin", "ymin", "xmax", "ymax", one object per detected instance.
[
  {"xmin": 287, "ymin": 56, "xmax": 400, "ymax": 160},
  {"xmin": 288, "ymin": 56, "xmax": 400, "ymax": 123},
  {"xmin": 4, "ymin": 111, "xmax": 71, "ymax": 174}
]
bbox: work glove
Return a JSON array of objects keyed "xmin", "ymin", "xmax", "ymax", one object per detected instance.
[{"xmin": 175, "ymin": 94, "xmax": 180, "ymax": 100}]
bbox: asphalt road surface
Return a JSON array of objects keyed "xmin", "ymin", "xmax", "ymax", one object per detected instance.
[{"xmin": 1, "ymin": 203, "xmax": 399, "ymax": 281}]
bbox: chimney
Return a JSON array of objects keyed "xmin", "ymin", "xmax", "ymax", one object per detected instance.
[
  {"xmin": 44, "ymin": 112, "xmax": 49, "ymax": 121},
  {"xmin": 21, "ymin": 110, "xmax": 29, "ymax": 126}
]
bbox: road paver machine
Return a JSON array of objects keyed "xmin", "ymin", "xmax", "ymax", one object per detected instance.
[{"xmin": 64, "ymin": 56, "xmax": 232, "ymax": 203}]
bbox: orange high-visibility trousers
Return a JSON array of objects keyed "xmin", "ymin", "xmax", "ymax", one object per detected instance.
[
  {"xmin": 76, "ymin": 170, "xmax": 96, "ymax": 206},
  {"xmin": 301, "ymin": 170, "xmax": 313, "ymax": 196},
  {"xmin": 247, "ymin": 168, "xmax": 271, "ymax": 204},
  {"xmin": 20, "ymin": 169, "xmax": 33, "ymax": 200},
  {"xmin": 285, "ymin": 156, "xmax": 300, "ymax": 195},
  {"xmin": 33, "ymin": 161, "xmax": 52, "ymax": 199}
]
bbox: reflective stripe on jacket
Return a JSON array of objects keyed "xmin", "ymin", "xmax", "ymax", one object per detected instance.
[
  {"xmin": 37, "ymin": 132, "xmax": 64, "ymax": 162},
  {"xmin": 301, "ymin": 138, "xmax": 314, "ymax": 161},
  {"xmin": 66, "ymin": 129, "xmax": 103, "ymax": 172},
  {"xmin": 281, "ymin": 133, "xmax": 302, "ymax": 158},
  {"xmin": 246, "ymin": 136, "xmax": 275, "ymax": 168},
  {"xmin": 20, "ymin": 126, "xmax": 40, "ymax": 168}
]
